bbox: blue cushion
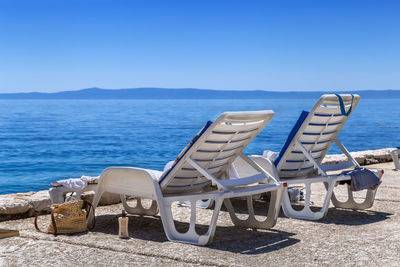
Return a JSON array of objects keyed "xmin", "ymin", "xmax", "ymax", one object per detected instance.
[
  {"xmin": 158, "ymin": 120, "xmax": 213, "ymax": 185},
  {"xmin": 274, "ymin": 111, "xmax": 309, "ymax": 166}
]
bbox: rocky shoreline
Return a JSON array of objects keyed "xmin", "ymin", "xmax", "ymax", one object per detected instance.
[
  {"xmin": 322, "ymin": 147, "xmax": 397, "ymax": 165},
  {"xmin": 1, "ymin": 147, "xmax": 398, "ymax": 221}
]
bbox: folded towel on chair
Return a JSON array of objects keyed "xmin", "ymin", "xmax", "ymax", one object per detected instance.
[
  {"xmin": 50, "ymin": 175, "xmax": 99, "ymax": 191},
  {"xmin": 340, "ymin": 168, "xmax": 381, "ymax": 191},
  {"xmin": 262, "ymin": 150, "xmax": 278, "ymax": 162}
]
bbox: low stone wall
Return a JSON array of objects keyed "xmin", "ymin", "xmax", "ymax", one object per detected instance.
[
  {"xmin": 0, "ymin": 147, "xmax": 397, "ymax": 221},
  {"xmin": 0, "ymin": 190, "xmax": 120, "ymax": 222},
  {"xmin": 322, "ymin": 147, "xmax": 396, "ymax": 165}
]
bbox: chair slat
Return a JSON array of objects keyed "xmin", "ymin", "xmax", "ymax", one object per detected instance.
[{"xmin": 161, "ymin": 110, "xmax": 274, "ymax": 193}]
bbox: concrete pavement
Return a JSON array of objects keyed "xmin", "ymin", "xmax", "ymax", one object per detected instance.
[{"xmin": 0, "ymin": 162, "xmax": 399, "ymax": 266}]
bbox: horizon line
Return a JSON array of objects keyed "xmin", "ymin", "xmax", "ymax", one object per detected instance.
[{"xmin": 2, "ymin": 87, "xmax": 400, "ymax": 95}]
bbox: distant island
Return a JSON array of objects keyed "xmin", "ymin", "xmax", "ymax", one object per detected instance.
[{"xmin": 0, "ymin": 87, "xmax": 399, "ymax": 99}]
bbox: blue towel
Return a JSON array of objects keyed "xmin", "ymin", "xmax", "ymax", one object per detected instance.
[{"xmin": 340, "ymin": 168, "xmax": 381, "ymax": 191}]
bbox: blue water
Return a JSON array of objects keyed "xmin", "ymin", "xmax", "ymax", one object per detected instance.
[{"xmin": 0, "ymin": 99, "xmax": 399, "ymax": 195}]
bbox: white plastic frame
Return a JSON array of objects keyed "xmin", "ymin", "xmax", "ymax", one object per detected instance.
[{"xmin": 88, "ymin": 111, "xmax": 285, "ymax": 245}]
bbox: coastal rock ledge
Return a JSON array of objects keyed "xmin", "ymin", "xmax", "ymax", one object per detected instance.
[
  {"xmin": 322, "ymin": 147, "xmax": 397, "ymax": 165},
  {"xmin": 0, "ymin": 191, "xmax": 120, "ymax": 222},
  {"xmin": 0, "ymin": 147, "xmax": 398, "ymax": 220}
]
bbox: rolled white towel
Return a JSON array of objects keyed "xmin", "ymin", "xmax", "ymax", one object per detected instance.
[
  {"xmin": 81, "ymin": 175, "xmax": 99, "ymax": 183},
  {"xmin": 52, "ymin": 178, "xmax": 87, "ymax": 191},
  {"xmin": 50, "ymin": 175, "xmax": 99, "ymax": 190},
  {"xmin": 163, "ymin": 161, "xmax": 175, "ymax": 172},
  {"xmin": 262, "ymin": 150, "xmax": 278, "ymax": 162},
  {"xmin": 223, "ymin": 163, "xmax": 240, "ymax": 180}
]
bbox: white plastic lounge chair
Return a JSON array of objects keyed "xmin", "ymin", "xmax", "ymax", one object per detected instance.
[
  {"xmin": 234, "ymin": 94, "xmax": 383, "ymax": 220},
  {"xmin": 390, "ymin": 148, "xmax": 400, "ymax": 171},
  {"xmin": 49, "ymin": 176, "xmax": 99, "ymax": 204},
  {"xmin": 89, "ymin": 111, "xmax": 285, "ymax": 245}
]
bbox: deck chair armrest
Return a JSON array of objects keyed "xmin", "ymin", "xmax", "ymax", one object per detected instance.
[
  {"xmin": 295, "ymin": 140, "xmax": 328, "ymax": 176},
  {"xmin": 186, "ymin": 158, "xmax": 229, "ymax": 191},
  {"xmin": 98, "ymin": 167, "xmax": 162, "ymax": 199},
  {"xmin": 371, "ymin": 169, "xmax": 384, "ymax": 179},
  {"xmin": 245, "ymin": 155, "xmax": 280, "ymax": 183},
  {"xmin": 333, "ymin": 138, "xmax": 361, "ymax": 168},
  {"xmin": 219, "ymin": 173, "xmax": 268, "ymax": 188},
  {"xmin": 320, "ymin": 161, "xmax": 355, "ymax": 172}
]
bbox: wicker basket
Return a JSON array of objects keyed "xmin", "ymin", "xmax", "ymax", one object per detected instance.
[
  {"xmin": 35, "ymin": 199, "xmax": 94, "ymax": 235},
  {"xmin": 47, "ymin": 200, "xmax": 88, "ymax": 234}
]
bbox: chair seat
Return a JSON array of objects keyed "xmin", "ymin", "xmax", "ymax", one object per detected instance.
[{"xmin": 89, "ymin": 110, "xmax": 284, "ymax": 245}]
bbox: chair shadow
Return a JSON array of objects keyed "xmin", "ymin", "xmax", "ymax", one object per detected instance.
[
  {"xmin": 210, "ymin": 228, "xmax": 299, "ymax": 254},
  {"xmin": 220, "ymin": 198, "xmax": 286, "ymax": 218},
  {"xmin": 91, "ymin": 214, "xmax": 299, "ymax": 254},
  {"xmin": 222, "ymin": 198, "xmax": 393, "ymax": 226},
  {"xmin": 317, "ymin": 207, "xmax": 393, "ymax": 225}
]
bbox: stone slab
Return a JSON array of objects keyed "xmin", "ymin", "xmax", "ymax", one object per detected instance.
[
  {"xmin": 323, "ymin": 147, "xmax": 397, "ymax": 165},
  {"xmin": 0, "ymin": 190, "xmax": 121, "ymax": 221}
]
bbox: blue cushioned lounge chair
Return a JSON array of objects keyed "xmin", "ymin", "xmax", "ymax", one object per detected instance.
[
  {"xmin": 89, "ymin": 111, "xmax": 285, "ymax": 245},
  {"xmin": 234, "ymin": 94, "xmax": 383, "ymax": 220}
]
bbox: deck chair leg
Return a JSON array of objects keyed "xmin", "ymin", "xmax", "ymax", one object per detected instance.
[
  {"xmin": 121, "ymin": 196, "xmax": 159, "ymax": 216},
  {"xmin": 158, "ymin": 198, "xmax": 223, "ymax": 246},
  {"xmin": 391, "ymin": 149, "xmax": 400, "ymax": 170},
  {"xmin": 49, "ymin": 187, "xmax": 66, "ymax": 204},
  {"xmin": 88, "ymin": 188, "xmax": 105, "ymax": 225},
  {"xmin": 224, "ymin": 188, "xmax": 284, "ymax": 229},
  {"xmin": 331, "ymin": 184, "xmax": 378, "ymax": 210},
  {"xmin": 331, "ymin": 169, "xmax": 382, "ymax": 210},
  {"xmin": 281, "ymin": 181, "xmax": 334, "ymax": 220}
]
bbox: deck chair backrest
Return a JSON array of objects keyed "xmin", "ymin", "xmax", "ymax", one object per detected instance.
[
  {"xmin": 159, "ymin": 110, "xmax": 274, "ymax": 194},
  {"xmin": 275, "ymin": 94, "xmax": 360, "ymax": 178}
]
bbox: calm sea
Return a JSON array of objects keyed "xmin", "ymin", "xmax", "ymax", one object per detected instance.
[{"xmin": 0, "ymin": 98, "xmax": 398, "ymax": 194}]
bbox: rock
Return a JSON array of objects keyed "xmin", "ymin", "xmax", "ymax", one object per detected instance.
[
  {"xmin": 0, "ymin": 195, "xmax": 30, "ymax": 215},
  {"xmin": 323, "ymin": 154, "xmax": 347, "ymax": 164},
  {"xmin": 81, "ymin": 191, "xmax": 94, "ymax": 202},
  {"xmin": 322, "ymin": 148, "xmax": 396, "ymax": 166},
  {"xmin": 29, "ymin": 190, "xmax": 52, "ymax": 214},
  {"xmin": 365, "ymin": 158, "xmax": 379, "ymax": 165},
  {"xmin": 81, "ymin": 191, "xmax": 121, "ymax": 206},
  {"xmin": 0, "ymin": 190, "xmax": 52, "ymax": 217},
  {"xmin": 0, "ymin": 189, "xmax": 121, "ymax": 219},
  {"xmin": 99, "ymin": 192, "xmax": 122, "ymax": 205}
]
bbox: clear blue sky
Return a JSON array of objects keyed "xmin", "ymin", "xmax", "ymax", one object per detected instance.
[{"xmin": 0, "ymin": 0, "xmax": 399, "ymax": 93}]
